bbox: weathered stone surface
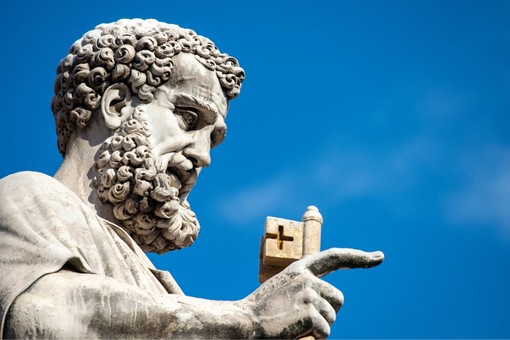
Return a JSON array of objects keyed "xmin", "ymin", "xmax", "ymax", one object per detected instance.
[
  {"xmin": 302, "ymin": 206, "xmax": 323, "ymax": 256},
  {"xmin": 263, "ymin": 216, "xmax": 304, "ymax": 266},
  {"xmin": 0, "ymin": 18, "xmax": 384, "ymax": 339}
]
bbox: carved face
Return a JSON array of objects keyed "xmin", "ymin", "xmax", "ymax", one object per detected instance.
[
  {"xmin": 93, "ymin": 53, "xmax": 229, "ymax": 253},
  {"xmin": 143, "ymin": 53, "xmax": 228, "ymax": 202}
]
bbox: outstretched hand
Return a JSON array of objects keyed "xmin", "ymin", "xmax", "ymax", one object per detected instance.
[{"xmin": 240, "ymin": 248, "xmax": 384, "ymax": 339}]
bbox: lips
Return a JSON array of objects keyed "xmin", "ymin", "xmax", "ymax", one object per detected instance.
[
  {"xmin": 166, "ymin": 165, "xmax": 198, "ymax": 202},
  {"xmin": 160, "ymin": 152, "xmax": 199, "ymax": 203}
]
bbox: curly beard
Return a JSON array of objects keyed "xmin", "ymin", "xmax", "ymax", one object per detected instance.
[{"xmin": 93, "ymin": 107, "xmax": 200, "ymax": 254}]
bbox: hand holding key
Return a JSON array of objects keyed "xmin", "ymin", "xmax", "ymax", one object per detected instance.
[{"xmin": 243, "ymin": 248, "xmax": 384, "ymax": 338}]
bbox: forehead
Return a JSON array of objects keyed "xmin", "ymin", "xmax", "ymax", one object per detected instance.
[{"xmin": 163, "ymin": 53, "xmax": 228, "ymax": 117}]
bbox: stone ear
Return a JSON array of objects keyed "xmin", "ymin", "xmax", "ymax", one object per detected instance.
[{"xmin": 100, "ymin": 84, "xmax": 133, "ymax": 130}]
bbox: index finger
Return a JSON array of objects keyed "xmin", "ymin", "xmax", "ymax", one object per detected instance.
[{"xmin": 298, "ymin": 248, "xmax": 384, "ymax": 278}]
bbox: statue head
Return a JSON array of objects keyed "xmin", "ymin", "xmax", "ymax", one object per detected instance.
[
  {"xmin": 51, "ymin": 19, "xmax": 245, "ymax": 253},
  {"xmin": 52, "ymin": 18, "xmax": 244, "ymax": 155}
]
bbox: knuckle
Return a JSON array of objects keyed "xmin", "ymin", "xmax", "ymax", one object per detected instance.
[{"xmin": 296, "ymin": 287, "xmax": 316, "ymax": 305}]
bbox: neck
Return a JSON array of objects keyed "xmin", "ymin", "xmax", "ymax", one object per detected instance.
[{"xmin": 53, "ymin": 118, "xmax": 117, "ymax": 223}]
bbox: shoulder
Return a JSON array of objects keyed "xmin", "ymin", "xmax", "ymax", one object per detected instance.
[
  {"xmin": 0, "ymin": 171, "xmax": 84, "ymax": 223},
  {"xmin": 0, "ymin": 171, "xmax": 75, "ymax": 199},
  {"xmin": 1, "ymin": 171, "xmax": 59, "ymax": 185},
  {"xmin": 1, "ymin": 171, "xmax": 59, "ymax": 189}
]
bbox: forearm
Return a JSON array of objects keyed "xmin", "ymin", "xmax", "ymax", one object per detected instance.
[{"xmin": 5, "ymin": 270, "xmax": 258, "ymax": 339}]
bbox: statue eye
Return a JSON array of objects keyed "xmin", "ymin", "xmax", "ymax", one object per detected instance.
[
  {"xmin": 211, "ymin": 128, "xmax": 226, "ymax": 148},
  {"xmin": 176, "ymin": 109, "xmax": 198, "ymax": 130}
]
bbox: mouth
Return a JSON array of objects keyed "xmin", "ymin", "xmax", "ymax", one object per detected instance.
[{"xmin": 166, "ymin": 165, "xmax": 198, "ymax": 203}]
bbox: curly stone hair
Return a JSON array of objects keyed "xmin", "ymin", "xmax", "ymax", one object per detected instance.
[{"xmin": 51, "ymin": 19, "xmax": 245, "ymax": 156}]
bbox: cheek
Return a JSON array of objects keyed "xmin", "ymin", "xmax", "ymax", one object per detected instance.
[
  {"xmin": 145, "ymin": 107, "xmax": 177, "ymax": 140},
  {"xmin": 152, "ymin": 118, "xmax": 182, "ymax": 146},
  {"xmin": 147, "ymin": 110, "xmax": 192, "ymax": 153}
]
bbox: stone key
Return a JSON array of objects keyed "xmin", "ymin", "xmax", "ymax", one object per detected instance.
[{"xmin": 259, "ymin": 206, "xmax": 323, "ymax": 283}]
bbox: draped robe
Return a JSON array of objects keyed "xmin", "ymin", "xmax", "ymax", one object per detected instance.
[{"xmin": 0, "ymin": 171, "xmax": 182, "ymax": 336}]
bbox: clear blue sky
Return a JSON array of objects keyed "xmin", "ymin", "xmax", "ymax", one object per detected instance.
[{"xmin": 1, "ymin": 0, "xmax": 510, "ymax": 338}]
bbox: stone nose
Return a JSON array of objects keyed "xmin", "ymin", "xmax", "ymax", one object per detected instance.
[{"xmin": 182, "ymin": 132, "xmax": 212, "ymax": 168}]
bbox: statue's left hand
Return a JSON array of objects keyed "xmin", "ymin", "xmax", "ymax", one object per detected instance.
[{"xmin": 238, "ymin": 248, "xmax": 384, "ymax": 338}]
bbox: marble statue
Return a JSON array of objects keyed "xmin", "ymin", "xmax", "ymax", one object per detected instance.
[{"xmin": 0, "ymin": 19, "xmax": 384, "ymax": 338}]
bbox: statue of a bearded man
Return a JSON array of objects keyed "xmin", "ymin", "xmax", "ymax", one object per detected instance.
[{"xmin": 0, "ymin": 19, "xmax": 383, "ymax": 338}]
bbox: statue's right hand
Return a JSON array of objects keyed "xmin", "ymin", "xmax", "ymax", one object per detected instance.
[{"xmin": 239, "ymin": 248, "xmax": 384, "ymax": 338}]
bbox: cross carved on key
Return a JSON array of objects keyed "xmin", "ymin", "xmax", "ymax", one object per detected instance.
[{"xmin": 267, "ymin": 225, "xmax": 294, "ymax": 250}]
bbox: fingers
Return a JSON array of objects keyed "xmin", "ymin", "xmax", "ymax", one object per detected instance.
[
  {"xmin": 296, "ymin": 248, "xmax": 384, "ymax": 278},
  {"xmin": 295, "ymin": 279, "xmax": 343, "ymax": 338},
  {"xmin": 310, "ymin": 276, "xmax": 344, "ymax": 313},
  {"xmin": 313, "ymin": 291, "xmax": 338, "ymax": 325},
  {"xmin": 309, "ymin": 309, "xmax": 331, "ymax": 339},
  {"xmin": 295, "ymin": 291, "xmax": 332, "ymax": 339}
]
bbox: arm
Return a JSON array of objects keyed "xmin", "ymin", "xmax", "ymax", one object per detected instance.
[
  {"xmin": 4, "ymin": 268, "xmax": 257, "ymax": 339},
  {"xmin": 4, "ymin": 248, "xmax": 383, "ymax": 339}
]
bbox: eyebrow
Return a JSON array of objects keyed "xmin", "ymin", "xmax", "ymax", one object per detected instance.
[{"xmin": 172, "ymin": 93, "xmax": 222, "ymax": 119}]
